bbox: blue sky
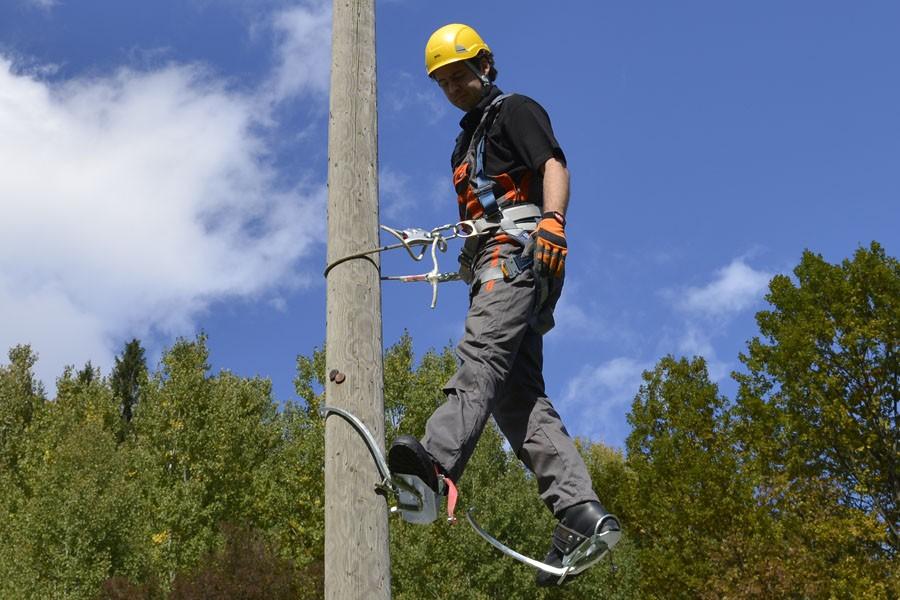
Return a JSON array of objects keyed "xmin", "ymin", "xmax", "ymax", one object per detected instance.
[{"xmin": 1, "ymin": 1, "xmax": 897, "ymax": 449}]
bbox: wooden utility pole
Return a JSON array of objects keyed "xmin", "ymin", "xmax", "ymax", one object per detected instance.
[{"xmin": 324, "ymin": 0, "xmax": 390, "ymax": 598}]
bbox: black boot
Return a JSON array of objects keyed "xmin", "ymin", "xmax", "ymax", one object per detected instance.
[
  {"xmin": 388, "ymin": 434, "xmax": 439, "ymax": 493},
  {"xmin": 535, "ymin": 501, "xmax": 621, "ymax": 587}
]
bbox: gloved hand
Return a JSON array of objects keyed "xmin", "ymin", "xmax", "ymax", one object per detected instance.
[{"xmin": 533, "ymin": 211, "xmax": 567, "ymax": 278}]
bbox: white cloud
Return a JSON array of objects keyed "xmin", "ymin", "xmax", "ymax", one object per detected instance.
[
  {"xmin": 0, "ymin": 7, "xmax": 330, "ymax": 390},
  {"xmin": 562, "ymin": 357, "xmax": 649, "ymax": 447},
  {"xmin": 548, "ymin": 276, "xmax": 645, "ymax": 352},
  {"xmin": 383, "ymin": 71, "xmax": 450, "ymax": 125},
  {"xmin": 675, "ymin": 326, "xmax": 730, "ymax": 381},
  {"xmin": 379, "ymin": 167, "xmax": 414, "ymax": 222},
  {"xmin": 379, "ymin": 167, "xmax": 454, "ymax": 223},
  {"xmin": 27, "ymin": 0, "xmax": 58, "ymax": 10},
  {"xmin": 428, "ymin": 173, "xmax": 453, "ymax": 206},
  {"xmin": 677, "ymin": 325, "xmax": 714, "ymax": 358},
  {"xmin": 267, "ymin": 2, "xmax": 332, "ymax": 103},
  {"xmin": 551, "ymin": 297, "xmax": 605, "ymax": 340},
  {"xmin": 657, "ymin": 256, "xmax": 773, "ymax": 382},
  {"xmin": 677, "ymin": 258, "xmax": 771, "ymax": 316},
  {"xmin": 0, "ymin": 283, "xmax": 110, "ymax": 386}
]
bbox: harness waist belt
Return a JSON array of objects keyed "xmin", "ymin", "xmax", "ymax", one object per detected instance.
[
  {"xmin": 458, "ymin": 204, "xmax": 541, "ymax": 286},
  {"xmin": 467, "ymin": 204, "xmax": 541, "ymax": 238}
]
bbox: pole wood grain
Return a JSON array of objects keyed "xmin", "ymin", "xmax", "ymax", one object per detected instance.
[{"xmin": 324, "ymin": 0, "xmax": 390, "ymax": 598}]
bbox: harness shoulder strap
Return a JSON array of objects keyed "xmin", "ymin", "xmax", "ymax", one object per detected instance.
[{"xmin": 467, "ymin": 93, "xmax": 512, "ymax": 218}]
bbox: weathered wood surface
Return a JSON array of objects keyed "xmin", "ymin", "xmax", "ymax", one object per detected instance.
[{"xmin": 324, "ymin": 0, "xmax": 390, "ymax": 598}]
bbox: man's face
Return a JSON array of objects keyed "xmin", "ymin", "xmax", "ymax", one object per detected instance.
[{"xmin": 432, "ymin": 60, "xmax": 486, "ymax": 112}]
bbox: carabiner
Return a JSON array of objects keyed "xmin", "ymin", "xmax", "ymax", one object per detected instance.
[{"xmin": 453, "ymin": 221, "xmax": 479, "ymax": 238}]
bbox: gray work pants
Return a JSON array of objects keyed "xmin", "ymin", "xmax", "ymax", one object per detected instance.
[{"xmin": 422, "ymin": 242, "xmax": 600, "ymax": 516}]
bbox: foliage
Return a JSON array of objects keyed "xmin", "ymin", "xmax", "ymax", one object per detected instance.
[
  {"xmin": 0, "ymin": 243, "xmax": 896, "ymax": 598},
  {"xmin": 625, "ymin": 356, "xmax": 753, "ymax": 598},
  {"xmin": 110, "ymin": 338, "xmax": 148, "ymax": 429},
  {"xmin": 0, "ymin": 358, "xmax": 143, "ymax": 598},
  {"xmin": 0, "ymin": 336, "xmax": 321, "ymax": 598},
  {"xmin": 0, "ymin": 345, "xmax": 44, "ymax": 477},
  {"xmin": 168, "ymin": 524, "xmax": 308, "ymax": 600},
  {"xmin": 735, "ymin": 242, "xmax": 898, "ymax": 556}
]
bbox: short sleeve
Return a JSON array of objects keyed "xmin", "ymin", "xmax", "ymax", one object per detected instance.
[{"xmin": 501, "ymin": 97, "xmax": 566, "ymax": 171}]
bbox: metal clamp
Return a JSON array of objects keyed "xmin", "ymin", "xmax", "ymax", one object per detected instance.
[
  {"xmin": 320, "ymin": 404, "xmax": 441, "ymax": 524},
  {"xmin": 380, "ymin": 233, "xmax": 462, "ymax": 308},
  {"xmin": 323, "ymin": 219, "xmax": 495, "ymax": 308}
]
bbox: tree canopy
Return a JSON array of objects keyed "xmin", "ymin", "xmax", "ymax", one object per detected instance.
[{"xmin": 0, "ymin": 242, "xmax": 896, "ymax": 598}]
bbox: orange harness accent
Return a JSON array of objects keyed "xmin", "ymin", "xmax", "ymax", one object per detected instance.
[
  {"xmin": 453, "ymin": 93, "xmax": 533, "ymax": 222},
  {"xmin": 454, "ymin": 163, "xmax": 532, "ymax": 221}
]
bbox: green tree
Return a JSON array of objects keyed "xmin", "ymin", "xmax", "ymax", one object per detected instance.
[
  {"xmin": 76, "ymin": 360, "xmax": 97, "ymax": 384},
  {"xmin": 0, "ymin": 332, "xmax": 641, "ymax": 598},
  {"xmin": 0, "ymin": 346, "xmax": 47, "ymax": 597},
  {"xmin": 0, "ymin": 336, "xmax": 332, "ymax": 598},
  {"xmin": 736, "ymin": 243, "xmax": 898, "ymax": 555},
  {"xmin": 730, "ymin": 243, "xmax": 899, "ymax": 597},
  {"xmin": 582, "ymin": 441, "xmax": 642, "ymax": 599},
  {"xmin": 0, "ymin": 345, "xmax": 45, "ymax": 476},
  {"xmin": 0, "ymin": 364, "xmax": 147, "ymax": 599},
  {"xmin": 249, "ymin": 344, "xmax": 329, "ymax": 594},
  {"xmin": 132, "ymin": 335, "xmax": 286, "ymax": 586},
  {"xmin": 168, "ymin": 524, "xmax": 305, "ymax": 600},
  {"xmin": 625, "ymin": 355, "xmax": 753, "ymax": 598},
  {"xmin": 111, "ymin": 338, "xmax": 148, "ymax": 428}
]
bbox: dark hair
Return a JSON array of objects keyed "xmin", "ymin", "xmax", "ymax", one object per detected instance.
[{"xmin": 477, "ymin": 51, "xmax": 498, "ymax": 82}]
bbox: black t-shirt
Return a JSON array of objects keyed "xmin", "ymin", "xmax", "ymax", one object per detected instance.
[{"xmin": 451, "ymin": 86, "xmax": 566, "ymax": 210}]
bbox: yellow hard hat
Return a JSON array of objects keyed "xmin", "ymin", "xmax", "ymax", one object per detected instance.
[{"xmin": 425, "ymin": 23, "xmax": 491, "ymax": 76}]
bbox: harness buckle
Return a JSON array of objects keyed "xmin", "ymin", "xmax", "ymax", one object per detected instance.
[{"xmin": 500, "ymin": 254, "xmax": 533, "ymax": 280}]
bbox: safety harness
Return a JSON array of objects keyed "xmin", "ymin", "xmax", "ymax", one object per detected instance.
[
  {"xmin": 458, "ymin": 92, "xmax": 515, "ymax": 220},
  {"xmin": 453, "ymin": 93, "xmax": 543, "ymax": 288},
  {"xmin": 323, "ymin": 92, "xmax": 548, "ymax": 308}
]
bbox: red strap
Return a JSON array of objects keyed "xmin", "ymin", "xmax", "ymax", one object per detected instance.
[{"xmin": 444, "ymin": 477, "xmax": 459, "ymax": 524}]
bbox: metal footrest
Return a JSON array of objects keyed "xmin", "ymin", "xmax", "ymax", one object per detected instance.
[
  {"xmin": 466, "ymin": 507, "xmax": 619, "ymax": 585},
  {"xmin": 391, "ymin": 473, "xmax": 439, "ymax": 524},
  {"xmin": 320, "ymin": 404, "xmax": 440, "ymax": 525}
]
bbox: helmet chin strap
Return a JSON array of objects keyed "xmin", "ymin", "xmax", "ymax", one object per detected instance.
[{"xmin": 464, "ymin": 59, "xmax": 491, "ymax": 88}]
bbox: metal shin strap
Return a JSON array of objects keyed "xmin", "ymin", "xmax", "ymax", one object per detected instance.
[
  {"xmin": 552, "ymin": 521, "xmax": 590, "ymax": 555},
  {"xmin": 552, "ymin": 514, "xmax": 620, "ymax": 556}
]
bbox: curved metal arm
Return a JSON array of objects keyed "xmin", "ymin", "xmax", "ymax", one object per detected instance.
[
  {"xmin": 320, "ymin": 404, "xmax": 430, "ymax": 519},
  {"xmin": 320, "ymin": 404, "xmax": 392, "ymax": 483},
  {"xmin": 465, "ymin": 507, "xmax": 618, "ymax": 584},
  {"xmin": 323, "ymin": 225, "xmax": 435, "ymax": 277},
  {"xmin": 465, "ymin": 508, "xmax": 571, "ymax": 577},
  {"xmin": 380, "ymin": 235, "xmax": 461, "ymax": 308},
  {"xmin": 379, "ymin": 225, "xmax": 434, "ymax": 262}
]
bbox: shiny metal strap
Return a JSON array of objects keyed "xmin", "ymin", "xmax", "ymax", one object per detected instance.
[{"xmin": 466, "ymin": 507, "xmax": 620, "ymax": 585}]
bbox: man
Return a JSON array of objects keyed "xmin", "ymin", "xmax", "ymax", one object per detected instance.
[{"xmin": 388, "ymin": 23, "xmax": 620, "ymax": 586}]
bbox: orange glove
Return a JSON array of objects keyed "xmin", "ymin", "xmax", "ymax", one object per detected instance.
[{"xmin": 533, "ymin": 211, "xmax": 567, "ymax": 277}]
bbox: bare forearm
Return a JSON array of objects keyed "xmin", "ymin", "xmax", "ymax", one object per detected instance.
[{"xmin": 541, "ymin": 157, "xmax": 569, "ymax": 216}]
